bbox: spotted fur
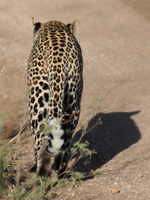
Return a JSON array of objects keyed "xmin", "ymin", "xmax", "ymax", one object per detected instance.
[{"xmin": 27, "ymin": 20, "xmax": 83, "ymax": 176}]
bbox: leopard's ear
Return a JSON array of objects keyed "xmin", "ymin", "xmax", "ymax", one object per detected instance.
[
  {"xmin": 32, "ymin": 17, "xmax": 35, "ymax": 27},
  {"xmin": 67, "ymin": 20, "xmax": 80, "ymax": 36},
  {"xmin": 32, "ymin": 17, "xmax": 41, "ymax": 42}
]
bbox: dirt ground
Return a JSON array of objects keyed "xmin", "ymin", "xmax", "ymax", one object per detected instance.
[{"xmin": 1, "ymin": 0, "xmax": 150, "ymax": 199}]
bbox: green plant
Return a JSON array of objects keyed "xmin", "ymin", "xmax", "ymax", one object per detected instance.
[
  {"xmin": 0, "ymin": 140, "xmax": 8, "ymax": 196},
  {"xmin": 0, "ymin": 103, "xmax": 101, "ymax": 200},
  {"xmin": 66, "ymin": 118, "xmax": 101, "ymax": 181},
  {"xmin": 0, "ymin": 111, "xmax": 8, "ymax": 197}
]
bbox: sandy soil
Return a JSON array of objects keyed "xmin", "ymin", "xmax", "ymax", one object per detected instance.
[{"xmin": 1, "ymin": 0, "xmax": 150, "ymax": 199}]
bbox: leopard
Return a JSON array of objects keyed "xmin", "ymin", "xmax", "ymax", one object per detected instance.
[{"xmin": 27, "ymin": 19, "xmax": 83, "ymax": 177}]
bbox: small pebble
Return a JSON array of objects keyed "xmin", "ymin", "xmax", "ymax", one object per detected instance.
[{"xmin": 111, "ymin": 188, "xmax": 120, "ymax": 194}]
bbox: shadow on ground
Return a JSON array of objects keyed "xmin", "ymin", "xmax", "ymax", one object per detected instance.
[{"xmin": 72, "ymin": 111, "xmax": 141, "ymax": 174}]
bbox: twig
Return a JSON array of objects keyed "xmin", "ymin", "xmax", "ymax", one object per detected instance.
[{"xmin": 8, "ymin": 119, "xmax": 30, "ymax": 144}]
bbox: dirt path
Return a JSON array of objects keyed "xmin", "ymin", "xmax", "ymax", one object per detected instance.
[{"xmin": 1, "ymin": 0, "xmax": 150, "ymax": 199}]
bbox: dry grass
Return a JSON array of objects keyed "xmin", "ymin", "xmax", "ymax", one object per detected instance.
[{"xmin": 1, "ymin": 99, "xmax": 21, "ymax": 139}]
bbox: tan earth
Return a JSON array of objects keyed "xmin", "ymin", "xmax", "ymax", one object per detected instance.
[{"xmin": 1, "ymin": 0, "xmax": 150, "ymax": 199}]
